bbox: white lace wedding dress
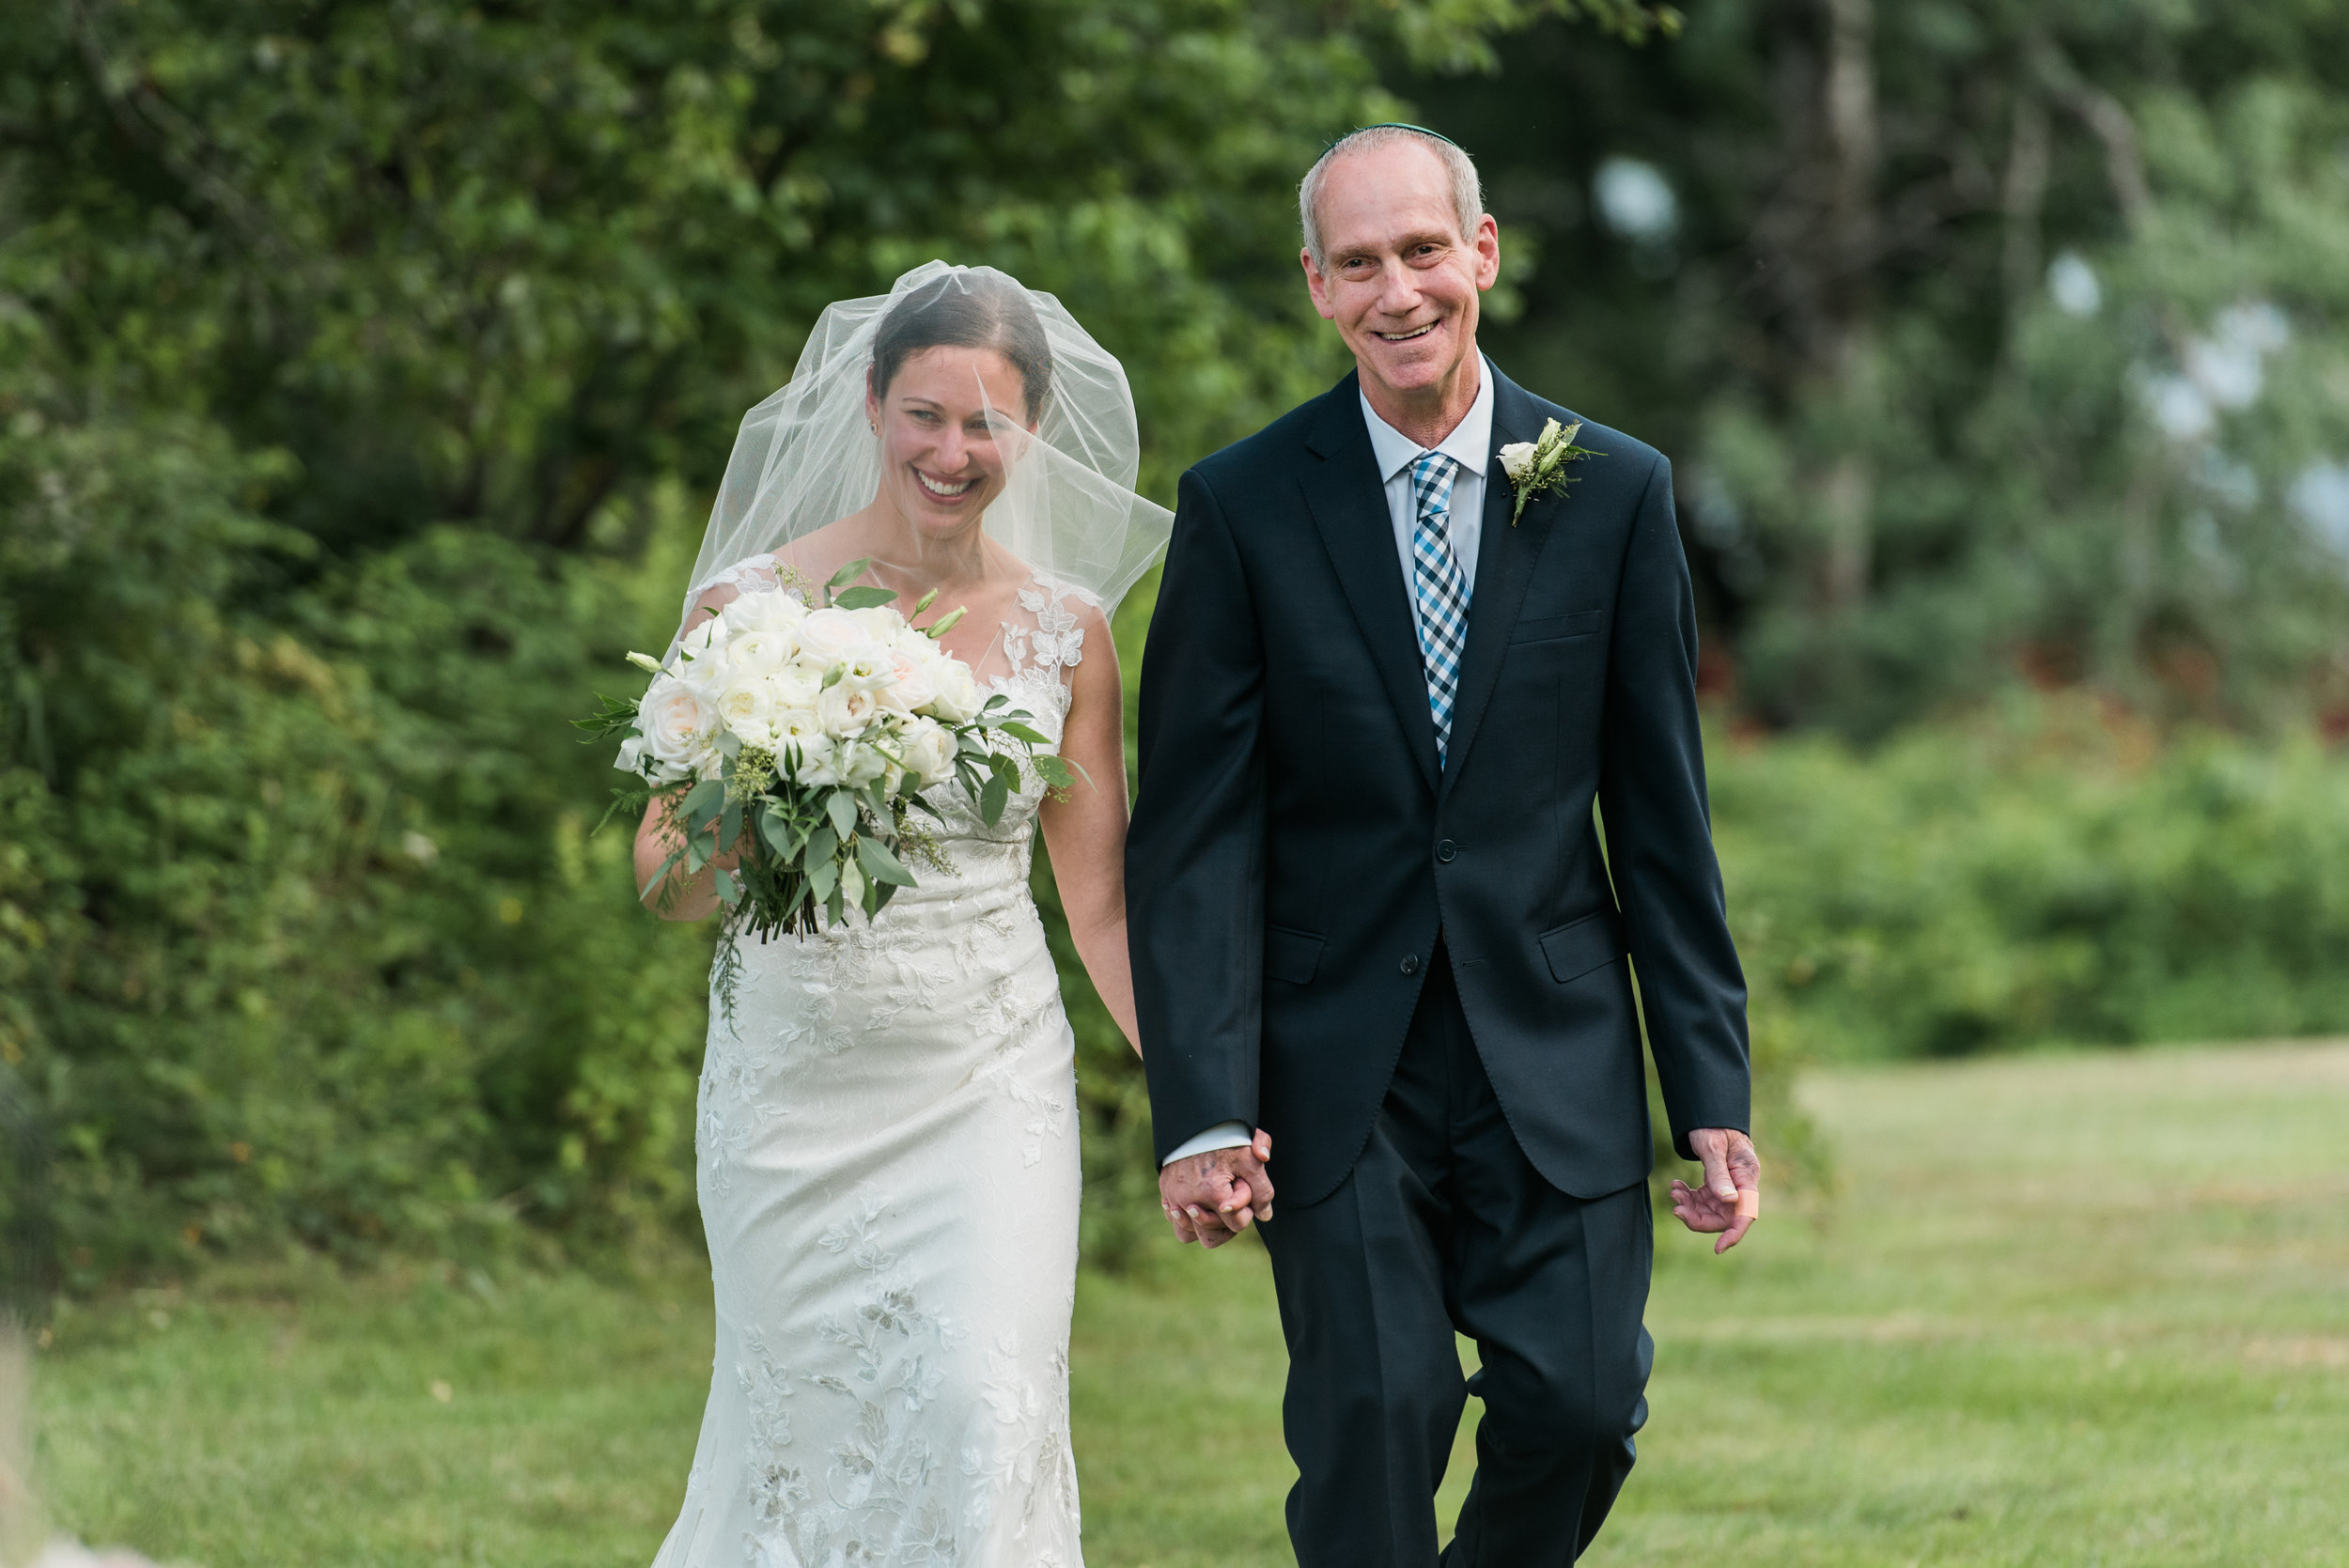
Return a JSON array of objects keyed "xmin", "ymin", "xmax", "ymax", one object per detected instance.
[{"xmin": 650, "ymin": 569, "xmax": 1092, "ymax": 1568}]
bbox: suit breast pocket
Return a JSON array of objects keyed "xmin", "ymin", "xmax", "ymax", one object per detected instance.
[{"xmin": 1510, "ymin": 610, "xmax": 1606, "ymax": 645}]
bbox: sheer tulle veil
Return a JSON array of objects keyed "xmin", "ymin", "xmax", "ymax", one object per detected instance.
[{"xmin": 677, "ymin": 261, "xmax": 1172, "ymax": 654}]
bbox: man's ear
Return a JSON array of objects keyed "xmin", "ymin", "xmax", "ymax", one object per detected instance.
[
  {"xmin": 1300, "ymin": 248, "xmax": 1339, "ymax": 322},
  {"xmin": 1472, "ymin": 214, "xmax": 1501, "ymax": 291}
]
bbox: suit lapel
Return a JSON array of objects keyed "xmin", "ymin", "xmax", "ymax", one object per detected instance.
[
  {"xmin": 1439, "ymin": 371, "xmax": 1569, "ymax": 801},
  {"xmin": 1300, "ymin": 379, "xmax": 1440, "ymax": 797}
]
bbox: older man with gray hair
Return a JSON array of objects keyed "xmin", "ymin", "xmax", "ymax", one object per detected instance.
[{"xmin": 1128, "ymin": 123, "xmax": 1761, "ymax": 1564}]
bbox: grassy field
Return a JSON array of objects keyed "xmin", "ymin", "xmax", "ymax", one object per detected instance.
[{"xmin": 14, "ymin": 1041, "xmax": 2349, "ymax": 1566}]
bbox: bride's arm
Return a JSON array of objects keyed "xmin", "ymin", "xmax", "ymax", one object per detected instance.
[
  {"xmin": 1036, "ymin": 608, "xmax": 1142, "ymax": 1054},
  {"xmin": 633, "ymin": 798, "xmax": 731, "ymax": 922}
]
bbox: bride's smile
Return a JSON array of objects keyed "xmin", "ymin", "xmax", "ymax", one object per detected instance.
[{"xmin": 914, "ymin": 468, "xmax": 976, "ymax": 498}]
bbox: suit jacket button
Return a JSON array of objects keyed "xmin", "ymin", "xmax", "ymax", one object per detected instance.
[
  {"xmin": 1399, "ymin": 954, "xmax": 1420, "ymax": 976},
  {"xmin": 1436, "ymin": 839, "xmax": 1457, "ymax": 863}
]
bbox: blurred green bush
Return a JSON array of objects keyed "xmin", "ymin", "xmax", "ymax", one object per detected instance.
[
  {"xmin": 0, "ymin": 404, "xmax": 711, "ymax": 1288},
  {"xmin": 1713, "ymin": 698, "xmax": 2349, "ymax": 1061}
]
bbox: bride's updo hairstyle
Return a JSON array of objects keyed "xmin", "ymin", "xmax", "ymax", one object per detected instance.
[{"xmin": 870, "ymin": 271, "xmax": 1055, "ymax": 421}]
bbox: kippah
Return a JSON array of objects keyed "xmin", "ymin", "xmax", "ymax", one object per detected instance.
[{"xmin": 1345, "ymin": 122, "xmax": 1461, "ymax": 149}]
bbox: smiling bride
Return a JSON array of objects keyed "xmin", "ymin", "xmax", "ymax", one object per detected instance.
[{"xmin": 632, "ymin": 264, "xmax": 1253, "ymax": 1568}]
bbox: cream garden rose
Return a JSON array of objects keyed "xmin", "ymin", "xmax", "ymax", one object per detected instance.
[
  {"xmin": 794, "ymin": 606, "xmax": 872, "ymax": 664},
  {"xmin": 640, "ymin": 677, "xmax": 716, "ymax": 774}
]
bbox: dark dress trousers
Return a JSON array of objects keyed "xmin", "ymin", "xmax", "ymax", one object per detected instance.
[{"xmin": 1127, "ymin": 365, "xmax": 1750, "ymax": 1565}]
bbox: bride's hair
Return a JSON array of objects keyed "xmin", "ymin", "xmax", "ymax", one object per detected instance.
[{"xmin": 870, "ymin": 271, "xmax": 1055, "ymax": 418}]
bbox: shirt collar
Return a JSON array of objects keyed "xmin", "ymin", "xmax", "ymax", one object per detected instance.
[{"xmin": 1360, "ymin": 354, "xmax": 1496, "ymax": 484}]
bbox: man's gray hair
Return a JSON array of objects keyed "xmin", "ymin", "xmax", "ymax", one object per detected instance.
[{"xmin": 1299, "ymin": 126, "xmax": 1485, "ymax": 271}]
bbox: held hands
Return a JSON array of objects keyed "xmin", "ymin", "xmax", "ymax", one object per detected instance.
[
  {"xmin": 1159, "ymin": 1130, "xmax": 1275, "ymax": 1248},
  {"xmin": 1670, "ymin": 1126, "xmax": 1761, "ymax": 1254}
]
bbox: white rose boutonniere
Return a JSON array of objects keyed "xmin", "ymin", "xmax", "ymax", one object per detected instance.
[{"xmin": 1498, "ymin": 416, "xmax": 1602, "ymax": 526}]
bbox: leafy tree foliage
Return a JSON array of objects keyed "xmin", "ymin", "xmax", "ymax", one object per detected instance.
[{"xmin": 1410, "ymin": 0, "xmax": 2349, "ymax": 734}]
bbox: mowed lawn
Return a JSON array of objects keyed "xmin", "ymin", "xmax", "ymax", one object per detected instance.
[{"xmin": 18, "ymin": 1042, "xmax": 2349, "ymax": 1566}]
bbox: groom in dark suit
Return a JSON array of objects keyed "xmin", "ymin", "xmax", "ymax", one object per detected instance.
[{"xmin": 1126, "ymin": 125, "xmax": 1761, "ymax": 1565}]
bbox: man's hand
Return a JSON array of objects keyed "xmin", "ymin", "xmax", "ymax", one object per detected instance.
[
  {"xmin": 1669, "ymin": 1127, "xmax": 1760, "ymax": 1254},
  {"xmin": 1160, "ymin": 1129, "xmax": 1274, "ymax": 1249}
]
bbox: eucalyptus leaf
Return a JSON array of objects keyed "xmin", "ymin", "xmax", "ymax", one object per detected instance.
[
  {"xmin": 997, "ymin": 720, "xmax": 1049, "ymax": 746},
  {"xmin": 760, "ymin": 809, "xmax": 796, "ymax": 855},
  {"xmin": 825, "ymin": 789, "xmax": 859, "ymax": 841},
  {"xmin": 832, "ymin": 585, "xmax": 897, "ymax": 611},
  {"xmin": 856, "ymin": 836, "xmax": 918, "ymax": 887},
  {"xmin": 682, "ymin": 777, "xmax": 724, "ymax": 821},
  {"xmin": 980, "ymin": 773, "xmax": 1010, "ymax": 826}
]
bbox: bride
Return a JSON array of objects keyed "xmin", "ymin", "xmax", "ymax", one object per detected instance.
[{"xmin": 633, "ymin": 263, "xmax": 1238, "ymax": 1568}]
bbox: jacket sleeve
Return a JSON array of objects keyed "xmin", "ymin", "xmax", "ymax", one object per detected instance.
[
  {"xmin": 1595, "ymin": 454, "xmax": 1751, "ymax": 1157},
  {"xmin": 1126, "ymin": 466, "xmax": 1268, "ymax": 1161}
]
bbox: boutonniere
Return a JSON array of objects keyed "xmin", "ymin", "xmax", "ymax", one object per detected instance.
[{"xmin": 1497, "ymin": 418, "xmax": 1602, "ymax": 526}]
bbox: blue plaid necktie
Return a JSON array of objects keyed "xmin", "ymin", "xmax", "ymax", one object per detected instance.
[{"xmin": 1408, "ymin": 452, "xmax": 1471, "ymax": 768}]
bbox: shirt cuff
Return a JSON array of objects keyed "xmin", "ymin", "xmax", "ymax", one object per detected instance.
[{"xmin": 1160, "ymin": 1120, "xmax": 1254, "ymax": 1167}]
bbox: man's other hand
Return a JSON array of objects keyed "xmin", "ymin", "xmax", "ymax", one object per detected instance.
[
  {"xmin": 1160, "ymin": 1129, "xmax": 1274, "ymax": 1248},
  {"xmin": 1669, "ymin": 1126, "xmax": 1760, "ymax": 1254}
]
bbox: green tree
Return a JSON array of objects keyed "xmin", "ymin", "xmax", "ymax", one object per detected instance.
[{"xmin": 1407, "ymin": 0, "xmax": 2349, "ymax": 735}]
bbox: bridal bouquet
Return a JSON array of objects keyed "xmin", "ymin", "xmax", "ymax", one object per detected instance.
[{"xmin": 580, "ymin": 560, "xmax": 1067, "ymax": 993}]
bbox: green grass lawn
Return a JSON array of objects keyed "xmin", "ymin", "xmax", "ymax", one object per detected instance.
[{"xmin": 17, "ymin": 1041, "xmax": 2349, "ymax": 1566}]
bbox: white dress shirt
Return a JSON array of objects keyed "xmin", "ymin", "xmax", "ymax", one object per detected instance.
[{"xmin": 1159, "ymin": 358, "xmax": 1498, "ymax": 1170}]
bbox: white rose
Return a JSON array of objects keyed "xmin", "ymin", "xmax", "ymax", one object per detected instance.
[
  {"xmin": 1498, "ymin": 441, "xmax": 1536, "ymax": 483},
  {"xmin": 675, "ymin": 629, "xmax": 733, "ymax": 694},
  {"xmin": 640, "ymin": 677, "xmax": 716, "ymax": 770},
  {"xmin": 927, "ymin": 658, "xmax": 985, "ymax": 722},
  {"xmin": 796, "ymin": 607, "xmax": 872, "ymax": 665},
  {"xmin": 838, "ymin": 644, "xmax": 895, "ymax": 693},
  {"xmin": 725, "ymin": 586, "xmax": 807, "ymax": 633},
  {"xmin": 898, "ymin": 717, "xmax": 956, "ymax": 784},
  {"xmin": 726, "ymin": 627, "xmax": 792, "ymax": 676},
  {"xmin": 894, "ymin": 622, "xmax": 941, "ymax": 659},
  {"xmin": 877, "ymin": 647, "xmax": 940, "ymax": 714},
  {"xmin": 770, "ymin": 660, "xmax": 824, "ymax": 709},
  {"xmin": 770, "ymin": 708, "xmax": 831, "ymax": 782},
  {"xmin": 715, "ymin": 673, "xmax": 787, "ymax": 748},
  {"xmin": 817, "ymin": 679, "xmax": 879, "ymax": 737},
  {"xmin": 850, "ymin": 605, "xmax": 908, "ymax": 644}
]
